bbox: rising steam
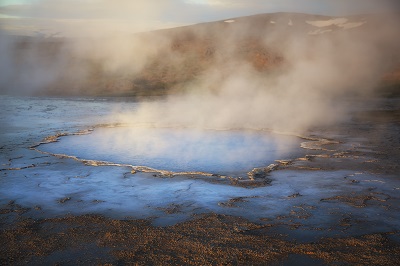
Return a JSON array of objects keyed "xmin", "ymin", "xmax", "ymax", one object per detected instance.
[
  {"xmin": 1, "ymin": 2, "xmax": 400, "ymax": 133},
  {"xmin": 115, "ymin": 13, "xmax": 400, "ymax": 133}
]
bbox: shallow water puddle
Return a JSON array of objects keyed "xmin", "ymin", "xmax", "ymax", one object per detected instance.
[{"xmin": 40, "ymin": 126, "xmax": 304, "ymax": 175}]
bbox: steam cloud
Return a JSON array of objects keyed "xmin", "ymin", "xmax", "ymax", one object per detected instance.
[
  {"xmin": 1, "ymin": 1, "xmax": 400, "ymax": 133},
  {"xmin": 115, "ymin": 14, "xmax": 400, "ymax": 133}
]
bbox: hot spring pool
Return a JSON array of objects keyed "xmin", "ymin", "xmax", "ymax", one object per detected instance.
[{"xmin": 39, "ymin": 126, "xmax": 305, "ymax": 175}]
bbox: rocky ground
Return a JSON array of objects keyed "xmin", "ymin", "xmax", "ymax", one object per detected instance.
[{"xmin": 1, "ymin": 213, "xmax": 399, "ymax": 265}]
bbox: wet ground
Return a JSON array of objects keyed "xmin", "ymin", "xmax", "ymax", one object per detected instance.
[{"xmin": 1, "ymin": 95, "xmax": 399, "ymax": 265}]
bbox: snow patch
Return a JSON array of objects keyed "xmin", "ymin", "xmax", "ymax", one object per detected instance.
[
  {"xmin": 224, "ymin": 20, "xmax": 235, "ymax": 23},
  {"xmin": 306, "ymin": 18, "xmax": 366, "ymax": 30},
  {"xmin": 340, "ymin": 21, "xmax": 366, "ymax": 29},
  {"xmin": 306, "ymin": 18, "xmax": 348, "ymax": 27}
]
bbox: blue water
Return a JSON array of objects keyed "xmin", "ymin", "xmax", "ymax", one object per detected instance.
[
  {"xmin": 40, "ymin": 126, "xmax": 303, "ymax": 175},
  {"xmin": 2, "ymin": 96, "xmax": 400, "ymax": 233}
]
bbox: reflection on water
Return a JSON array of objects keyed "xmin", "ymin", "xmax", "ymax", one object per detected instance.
[{"xmin": 40, "ymin": 126, "xmax": 303, "ymax": 174}]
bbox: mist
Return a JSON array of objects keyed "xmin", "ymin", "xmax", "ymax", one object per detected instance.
[
  {"xmin": 1, "ymin": 2, "xmax": 400, "ymax": 133},
  {"xmin": 113, "ymin": 13, "xmax": 400, "ymax": 133}
]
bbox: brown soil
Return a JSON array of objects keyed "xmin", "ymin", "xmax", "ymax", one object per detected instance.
[{"xmin": 1, "ymin": 213, "xmax": 399, "ymax": 265}]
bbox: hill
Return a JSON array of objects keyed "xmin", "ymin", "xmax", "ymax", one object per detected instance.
[{"xmin": 1, "ymin": 12, "xmax": 400, "ymax": 96}]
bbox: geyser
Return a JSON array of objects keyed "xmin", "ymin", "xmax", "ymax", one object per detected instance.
[{"xmin": 39, "ymin": 126, "xmax": 304, "ymax": 175}]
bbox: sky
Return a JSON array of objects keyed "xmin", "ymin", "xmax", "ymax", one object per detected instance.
[{"xmin": 0, "ymin": 0, "xmax": 399, "ymax": 36}]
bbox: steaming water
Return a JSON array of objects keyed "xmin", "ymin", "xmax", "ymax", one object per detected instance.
[
  {"xmin": 1, "ymin": 95, "xmax": 399, "ymax": 234},
  {"xmin": 39, "ymin": 126, "xmax": 303, "ymax": 175}
]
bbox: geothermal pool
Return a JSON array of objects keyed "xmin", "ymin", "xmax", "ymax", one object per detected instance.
[
  {"xmin": 1, "ymin": 96, "xmax": 400, "ymax": 233},
  {"xmin": 39, "ymin": 126, "xmax": 304, "ymax": 175}
]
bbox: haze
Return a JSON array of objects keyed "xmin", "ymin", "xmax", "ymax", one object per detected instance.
[{"xmin": 1, "ymin": 1, "xmax": 400, "ymax": 133}]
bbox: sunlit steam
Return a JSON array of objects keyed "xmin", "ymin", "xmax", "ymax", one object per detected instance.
[{"xmin": 1, "ymin": 2, "xmax": 399, "ymax": 135}]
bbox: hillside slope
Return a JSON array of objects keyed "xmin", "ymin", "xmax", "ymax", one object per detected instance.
[{"xmin": 1, "ymin": 12, "xmax": 400, "ymax": 96}]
